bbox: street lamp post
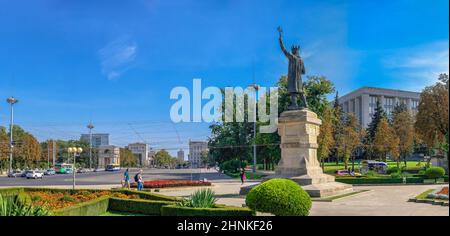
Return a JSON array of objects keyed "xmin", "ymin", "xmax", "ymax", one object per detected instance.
[
  {"xmin": 87, "ymin": 123, "xmax": 94, "ymax": 170},
  {"xmin": 6, "ymin": 97, "xmax": 18, "ymax": 174},
  {"xmin": 249, "ymin": 84, "xmax": 260, "ymax": 173},
  {"xmin": 68, "ymin": 147, "xmax": 83, "ymax": 190}
]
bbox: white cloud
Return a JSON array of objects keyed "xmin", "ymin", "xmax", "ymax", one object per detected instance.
[
  {"xmin": 382, "ymin": 40, "xmax": 449, "ymax": 90},
  {"xmin": 99, "ymin": 36, "xmax": 138, "ymax": 80}
]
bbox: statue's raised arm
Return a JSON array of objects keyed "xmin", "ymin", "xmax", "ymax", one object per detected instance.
[{"xmin": 278, "ymin": 26, "xmax": 292, "ymax": 58}]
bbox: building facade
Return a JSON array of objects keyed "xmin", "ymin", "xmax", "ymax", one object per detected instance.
[
  {"xmin": 80, "ymin": 133, "xmax": 109, "ymax": 148},
  {"xmin": 177, "ymin": 149, "xmax": 185, "ymax": 162},
  {"xmin": 126, "ymin": 142, "xmax": 150, "ymax": 167},
  {"xmin": 188, "ymin": 140, "xmax": 208, "ymax": 167},
  {"xmin": 339, "ymin": 87, "xmax": 420, "ymax": 128},
  {"xmin": 97, "ymin": 145, "xmax": 120, "ymax": 169}
]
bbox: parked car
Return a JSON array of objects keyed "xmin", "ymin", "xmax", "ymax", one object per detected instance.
[
  {"xmin": 20, "ymin": 170, "xmax": 28, "ymax": 177},
  {"xmin": 65, "ymin": 168, "xmax": 74, "ymax": 174},
  {"xmin": 25, "ymin": 170, "xmax": 44, "ymax": 179},
  {"xmin": 7, "ymin": 170, "xmax": 24, "ymax": 178},
  {"xmin": 335, "ymin": 170, "xmax": 351, "ymax": 176},
  {"xmin": 44, "ymin": 169, "xmax": 56, "ymax": 175},
  {"xmin": 77, "ymin": 168, "xmax": 88, "ymax": 173}
]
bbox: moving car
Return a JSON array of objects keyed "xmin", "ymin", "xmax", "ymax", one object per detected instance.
[
  {"xmin": 77, "ymin": 168, "xmax": 88, "ymax": 173},
  {"xmin": 65, "ymin": 168, "xmax": 74, "ymax": 174},
  {"xmin": 25, "ymin": 170, "xmax": 44, "ymax": 179},
  {"xmin": 7, "ymin": 170, "xmax": 24, "ymax": 178},
  {"xmin": 105, "ymin": 164, "xmax": 121, "ymax": 171},
  {"xmin": 44, "ymin": 169, "xmax": 56, "ymax": 175}
]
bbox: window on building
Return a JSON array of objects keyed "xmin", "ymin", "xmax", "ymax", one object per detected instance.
[
  {"xmin": 384, "ymin": 97, "xmax": 395, "ymax": 117},
  {"xmin": 411, "ymin": 100, "xmax": 419, "ymax": 110},
  {"xmin": 368, "ymin": 96, "xmax": 378, "ymax": 117}
]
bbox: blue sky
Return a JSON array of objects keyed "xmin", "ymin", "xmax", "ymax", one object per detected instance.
[{"xmin": 0, "ymin": 0, "xmax": 448, "ymax": 156}]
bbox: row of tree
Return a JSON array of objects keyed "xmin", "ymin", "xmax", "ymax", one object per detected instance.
[{"xmin": 208, "ymin": 74, "xmax": 449, "ymax": 171}]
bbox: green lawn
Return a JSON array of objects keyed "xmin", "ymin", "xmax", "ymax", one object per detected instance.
[
  {"xmin": 322, "ymin": 160, "xmax": 427, "ymax": 175},
  {"xmin": 414, "ymin": 189, "xmax": 434, "ymax": 200},
  {"xmin": 100, "ymin": 211, "xmax": 149, "ymax": 216}
]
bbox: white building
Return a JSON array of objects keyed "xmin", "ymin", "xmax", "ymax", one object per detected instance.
[
  {"xmin": 177, "ymin": 149, "xmax": 185, "ymax": 162},
  {"xmin": 97, "ymin": 145, "xmax": 120, "ymax": 169},
  {"xmin": 127, "ymin": 142, "xmax": 150, "ymax": 167},
  {"xmin": 339, "ymin": 87, "xmax": 420, "ymax": 128},
  {"xmin": 189, "ymin": 140, "xmax": 208, "ymax": 167},
  {"xmin": 80, "ymin": 133, "xmax": 109, "ymax": 148}
]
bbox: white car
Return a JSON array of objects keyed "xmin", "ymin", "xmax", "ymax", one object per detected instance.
[{"xmin": 25, "ymin": 170, "xmax": 44, "ymax": 179}]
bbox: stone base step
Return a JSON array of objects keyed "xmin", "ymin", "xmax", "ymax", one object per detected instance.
[{"xmin": 302, "ymin": 182, "xmax": 354, "ymax": 198}]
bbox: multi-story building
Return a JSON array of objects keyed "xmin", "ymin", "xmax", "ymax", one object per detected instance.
[
  {"xmin": 97, "ymin": 145, "xmax": 120, "ymax": 169},
  {"xmin": 188, "ymin": 140, "xmax": 208, "ymax": 167},
  {"xmin": 339, "ymin": 87, "xmax": 420, "ymax": 128},
  {"xmin": 80, "ymin": 133, "xmax": 109, "ymax": 148},
  {"xmin": 126, "ymin": 142, "xmax": 150, "ymax": 167},
  {"xmin": 177, "ymin": 149, "xmax": 185, "ymax": 162}
]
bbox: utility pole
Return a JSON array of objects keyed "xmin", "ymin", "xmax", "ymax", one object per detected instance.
[
  {"xmin": 249, "ymin": 84, "xmax": 260, "ymax": 173},
  {"xmin": 52, "ymin": 140, "xmax": 56, "ymax": 167},
  {"xmin": 87, "ymin": 122, "xmax": 94, "ymax": 170},
  {"xmin": 7, "ymin": 96, "xmax": 18, "ymax": 174},
  {"xmin": 47, "ymin": 140, "xmax": 50, "ymax": 169}
]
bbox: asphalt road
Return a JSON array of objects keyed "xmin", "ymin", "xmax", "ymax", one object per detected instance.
[{"xmin": 0, "ymin": 168, "xmax": 231, "ymax": 187}]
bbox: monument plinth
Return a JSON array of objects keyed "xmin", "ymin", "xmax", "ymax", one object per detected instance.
[{"xmin": 267, "ymin": 109, "xmax": 353, "ymax": 198}]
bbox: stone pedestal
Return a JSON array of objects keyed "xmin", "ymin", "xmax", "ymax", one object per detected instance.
[{"xmin": 267, "ymin": 109, "xmax": 353, "ymax": 198}]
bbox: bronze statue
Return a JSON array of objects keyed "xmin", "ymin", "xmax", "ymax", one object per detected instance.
[{"xmin": 278, "ymin": 26, "xmax": 308, "ymax": 110}]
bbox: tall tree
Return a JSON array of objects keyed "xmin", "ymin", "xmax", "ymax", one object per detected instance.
[
  {"xmin": 120, "ymin": 148, "xmax": 137, "ymax": 167},
  {"xmin": 317, "ymin": 105, "xmax": 335, "ymax": 170},
  {"xmin": 332, "ymin": 92, "xmax": 344, "ymax": 165},
  {"xmin": 392, "ymin": 105, "xmax": 415, "ymax": 167},
  {"xmin": 154, "ymin": 149, "xmax": 173, "ymax": 167},
  {"xmin": 415, "ymin": 74, "xmax": 449, "ymax": 155},
  {"xmin": 0, "ymin": 127, "xmax": 9, "ymax": 173},
  {"xmin": 365, "ymin": 99, "xmax": 388, "ymax": 159},
  {"xmin": 373, "ymin": 118, "xmax": 400, "ymax": 162}
]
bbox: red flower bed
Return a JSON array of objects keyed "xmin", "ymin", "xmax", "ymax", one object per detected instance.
[
  {"xmin": 130, "ymin": 180, "xmax": 212, "ymax": 189},
  {"xmin": 437, "ymin": 187, "xmax": 448, "ymax": 196}
]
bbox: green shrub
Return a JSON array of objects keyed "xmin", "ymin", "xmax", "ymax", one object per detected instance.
[
  {"xmin": 245, "ymin": 179, "xmax": 311, "ymax": 216},
  {"xmin": 390, "ymin": 172, "xmax": 402, "ymax": 179},
  {"xmin": 59, "ymin": 195, "xmax": 75, "ymax": 203},
  {"xmin": 161, "ymin": 204, "xmax": 254, "ymax": 216},
  {"xmin": 336, "ymin": 177, "xmax": 424, "ymax": 184},
  {"xmin": 425, "ymin": 167, "xmax": 446, "ymax": 180},
  {"xmin": 108, "ymin": 198, "xmax": 174, "ymax": 215},
  {"xmin": 52, "ymin": 196, "xmax": 110, "ymax": 216},
  {"xmin": 179, "ymin": 189, "xmax": 217, "ymax": 208},
  {"xmin": 387, "ymin": 166, "xmax": 401, "ymax": 175},
  {"xmin": 0, "ymin": 194, "xmax": 50, "ymax": 216},
  {"xmin": 365, "ymin": 171, "xmax": 377, "ymax": 177}
]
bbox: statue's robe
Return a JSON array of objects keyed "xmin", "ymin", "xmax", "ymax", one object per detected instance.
[{"xmin": 286, "ymin": 55, "xmax": 305, "ymax": 94}]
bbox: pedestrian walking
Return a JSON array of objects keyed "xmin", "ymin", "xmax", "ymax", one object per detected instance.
[
  {"xmin": 135, "ymin": 169, "xmax": 144, "ymax": 191},
  {"xmin": 123, "ymin": 168, "xmax": 130, "ymax": 189},
  {"xmin": 240, "ymin": 168, "xmax": 246, "ymax": 185}
]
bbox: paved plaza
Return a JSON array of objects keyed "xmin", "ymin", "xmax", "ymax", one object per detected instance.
[{"xmin": 1, "ymin": 168, "xmax": 448, "ymax": 216}]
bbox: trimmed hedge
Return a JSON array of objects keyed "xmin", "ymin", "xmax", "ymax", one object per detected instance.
[
  {"xmin": 108, "ymin": 198, "xmax": 175, "ymax": 215},
  {"xmin": 112, "ymin": 189, "xmax": 182, "ymax": 202},
  {"xmin": 425, "ymin": 167, "xmax": 446, "ymax": 179},
  {"xmin": 161, "ymin": 204, "xmax": 255, "ymax": 216},
  {"xmin": 336, "ymin": 177, "xmax": 424, "ymax": 184},
  {"xmin": 0, "ymin": 187, "xmax": 24, "ymax": 197},
  {"xmin": 52, "ymin": 196, "xmax": 110, "ymax": 216},
  {"xmin": 245, "ymin": 179, "xmax": 311, "ymax": 216}
]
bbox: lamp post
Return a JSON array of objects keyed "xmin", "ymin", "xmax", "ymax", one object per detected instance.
[
  {"xmin": 249, "ymin": 84, "xmax": 260, "ymax": 173},
  {"xmin": 68, "ymin": 147, "xmax": 83, "ymax": 190},
  {"xmin": 6, "ymin": 97, "xmax": 18, "ymax": 174},
  {"xmin": 87, "ymin": 123, "xmax": 94, "ymax": 170}
]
